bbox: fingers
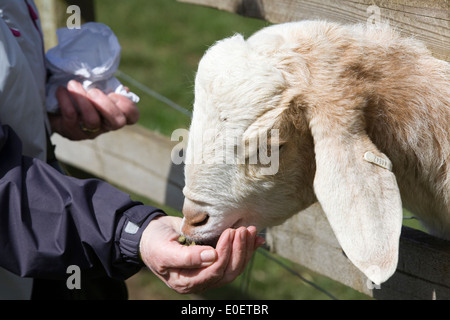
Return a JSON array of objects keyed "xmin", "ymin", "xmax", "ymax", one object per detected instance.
[
  {"xmin": 180, "ymin": 227, "xmax": 257, "ymax": 292},
  {"xmin": 140, "ymin": 216, "xmax": 217, "ymax": 273},
  {"xmin": 161, "ymin": 243, "xmax": 218, "ymax": 270},
  {"xmin": 55, "ymin": 86, "xmax": 77, "ymax": 124},
  {"xmin": 214, "ymin": 228, "xmax": 236, "ymax": 266},
  {"xmin": 51, "ymin": 86, "xmax": 94, "ymax": 140},
  {"xmin": 245, "ymin": 226, "xmax": 259, "ymax": 265},
  {"xmin": 227, "ymin": 228, "xmax": 248, "ymax": 276},
  {"xmin": 66, "ymin": 80, "xmax": 139, "ymax": 132},
  {"xmin": 140, "ymin": 216, "xmax": 263, "ymax": 295},
  {"xmin": 87, "ymin": 89, "xmax": 126, "ymax": 130},
  {"xmin": 67, "ymin": 80, "xmax": 102, "ymax": 131},
  {"xmin": 164, "ymin": 229, "xmax": 236, "ymax": 294},
  {"xmin": 248, "ymin": 226, "xmax": 266, "ymax": 250},
  {"xmin": 219, "ymin": 227, "xmax": 256, "ymax": 284},
  {"xmin": 108, "ymin": 93, "xmax": 140, "ymax": 125}
]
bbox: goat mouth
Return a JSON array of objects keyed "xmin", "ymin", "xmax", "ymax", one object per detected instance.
[
  {"xmin": 192, "ymin": 235, "xmax": 220, "ymax": 248},
  {"xmin": 184, "ymin": 219, "xmax": 245, "ymax": 248}
]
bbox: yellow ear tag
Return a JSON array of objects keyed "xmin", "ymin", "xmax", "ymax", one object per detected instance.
[{"xmin": 363, "ymin": 151, "xmax": 393, "ymax": 171}]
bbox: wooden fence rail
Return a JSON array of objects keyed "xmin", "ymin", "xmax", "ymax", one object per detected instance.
[
  {"xmin": 52, "ymin": 127, "xmax": 186, "ymax": 212},
  {"xmin": 49, "ymin": 0, "xmax": 450, "ymax": 299},
  {"xmin": 178, "ymin": 0, "xmax": 450, "ymax": 61}
]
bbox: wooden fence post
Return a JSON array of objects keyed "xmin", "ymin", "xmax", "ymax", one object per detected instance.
[{"xmin": 34, "ymin": 0, "xmax": 96, "ymax": 51}]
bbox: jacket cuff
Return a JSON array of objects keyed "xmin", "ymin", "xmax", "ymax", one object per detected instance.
[{"xmin": 115, "ymin": 205, "xmax": 166, "ymax": 278}]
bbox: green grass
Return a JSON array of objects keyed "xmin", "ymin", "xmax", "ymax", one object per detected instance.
[
  {"xmin": 96, "ymin": 0, "xmax": 268, "ymax": 136},
  {"xmin": 126, "ymin": 249, "xmax": 370, "ymax": 300}
]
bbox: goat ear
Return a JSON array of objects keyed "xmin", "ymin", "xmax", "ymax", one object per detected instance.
[
  {"xmin": 242, "ymin": 107, "xmax": 287, "ymax": 156},
  {"xmin": 310, "ymin": 112, "xmax": 403, "ymax": 285}
]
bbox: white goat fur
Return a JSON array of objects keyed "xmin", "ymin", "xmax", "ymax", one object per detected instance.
[{"xmin": 181, "ymin": 21, "xmax": 450, "ymax": 284}]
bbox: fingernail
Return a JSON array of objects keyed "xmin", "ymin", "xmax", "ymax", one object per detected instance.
[
  {"xmin": 200, "ymin": 250, "xmax": 216, "ymax": 264},
  {"xmin": 67, "ymin": 80, "xmax": 80, "ymax": 90},
  {"xmin": 240, "ymin": 229, "xmax": 247, "ymax": 241},
  {"xmin": 67, "ymin": 80, "xmax": 75, "ymax": 90},
  {"xmin": 109, "ymin": 94, "xmax": 119, "ymax": 103},
  {"xmin": 256, "ymin": 236, "xmax": 266, "ymax": 248}
]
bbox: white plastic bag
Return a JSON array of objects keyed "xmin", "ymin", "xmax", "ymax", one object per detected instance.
[{"xmin": 45, "ymin": 22, "xmax": 139, "ymax": 113}]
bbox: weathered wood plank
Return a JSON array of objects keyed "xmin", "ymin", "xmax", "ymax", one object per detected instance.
[
  {"xmin": 178, "ymin": 0, "xmax": 450, "ymax": 61},
  {"xmin": 35, "ymin": 0, "xmax": 96, "ymax": 51},
  {"xmin": 265, "ymin": 203, "xmax": 450, "ymax": 300},
  {"xmin": 51, "ymin": 124, "xmax": 185, "ymax": 211}
]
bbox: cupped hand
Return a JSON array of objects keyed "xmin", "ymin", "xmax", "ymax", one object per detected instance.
[
  {"xmin": 49, "ymin": 80, "xmax": 139, "ymax": 140},
  {"xmin": 139, "ymin": 215, "xmax": 265, "ymax": 294}
]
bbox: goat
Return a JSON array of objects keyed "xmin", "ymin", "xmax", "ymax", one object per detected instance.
[{"xmin": 180, "ymin": 21, "xmax": 450, "ymax": 284}]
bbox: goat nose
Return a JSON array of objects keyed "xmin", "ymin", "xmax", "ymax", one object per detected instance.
[
  {"xmin": 189, "ymin": 213, "xmax": 210, "ymax": 227},
  {"xmin": 181, "ymin": 212, "xmax": 210, "ymax": 236}
]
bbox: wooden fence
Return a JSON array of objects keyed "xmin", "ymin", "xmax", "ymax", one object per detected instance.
[
  {"xmin": 179, "ymin": 0, "xmax": 449, "ymax": 61},
  {"xmin": 35, "ymin": 0, "xmax": 95, "ymax": 51},
  {"xmin": 48, "ymin": 0, "xmax": 450, "ymax": 299}
]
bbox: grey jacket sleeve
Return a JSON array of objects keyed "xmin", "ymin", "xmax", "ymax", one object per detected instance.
[{"xmin": 0, "ymin": 124, "xmax": 165, "ymax": 280}]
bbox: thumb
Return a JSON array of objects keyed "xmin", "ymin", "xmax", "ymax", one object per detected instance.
[
  {"xmin": 139, "ymin": 215, "xmax": 217, "ymax": 271},
  {"xmin": 164, "ymin": 242, "xmax": 218, "ymax": 269}
]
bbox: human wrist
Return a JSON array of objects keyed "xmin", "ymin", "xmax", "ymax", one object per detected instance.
[{"xmin": 117, "ymin": 205, "xmax": 166, "ymax": 267}]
